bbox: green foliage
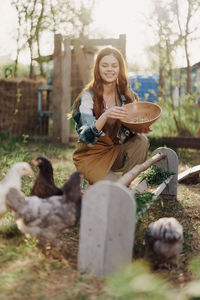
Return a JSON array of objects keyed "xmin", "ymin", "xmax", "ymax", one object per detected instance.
[
  {"xmin": 107, "ymin": 259, "xmax": 200, "ymax": 300},
  {"xmin": 135, "ymin": 166, "xmax": 176, "ymax": 220},
  {"xmin": 139, "ymin": 166, "xmax": 175, "ymax": 186},
  {"xmin": 189, "ymin": 256, "xmax": 200, "ymax": 280},
  {"xmin": 0, "ymin": 61, "xmax": 29, "ymax": 78},
  {"xmin": 135, "ymin": 192, "xmax": 155, "ymax": 219},
  {"xmin": 148, "ymin": 96, "xmax": 200, "ymax": 137},
  {"xmin": 0, "ymin": 213, "xmax": 22, "ymax": 238},
  {"xmin": 0, "ymin": 132, "xmax": 76, "ymax": 191},
  {"xmin": 107, "ymin": 260, "xmax": 180, "ymax": 300}
]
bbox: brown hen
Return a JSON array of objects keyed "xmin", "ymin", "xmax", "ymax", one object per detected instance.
[{"xmin": 31, "ymin": 156, "xmax": 63, "ymax": 198}]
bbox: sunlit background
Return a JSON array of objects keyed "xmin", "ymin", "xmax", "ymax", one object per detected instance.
[{"xmin": 1, "ymin": 0, "xmax": 200, "ymax": 72}]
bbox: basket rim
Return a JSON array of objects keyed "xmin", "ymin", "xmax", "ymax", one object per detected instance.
[{"xmin": 121, "ymin": 101, "xmax": 162, "ymax": 125}]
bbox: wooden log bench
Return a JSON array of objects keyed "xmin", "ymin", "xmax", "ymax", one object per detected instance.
[{"xmin": 77, "ymin": 147, "xmax": 178, "ymax": 276}]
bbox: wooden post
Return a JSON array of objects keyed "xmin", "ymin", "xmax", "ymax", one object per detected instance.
[
  {"xmin": 119, "ymin": 34, "xmax": 126, "ymax": 61},
  {"xmin": 61, "ymin": 39, "xmax": 71, "ymax": 144},
  {"xmin": 73, "ymin": 39, "xmax": 90, "ymax": 86},
  {"xmin": 53, "ymin": 34, "xmax": 63, "ymax": 142}
]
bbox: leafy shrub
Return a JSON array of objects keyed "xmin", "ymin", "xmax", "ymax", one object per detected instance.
[{"xmin": 148, "ymin": 96, "xmax": 199, "ymax": 137}]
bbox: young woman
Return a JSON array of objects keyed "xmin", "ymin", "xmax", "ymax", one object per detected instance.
[{"xmin": 72, "ymin": 47, "xmax": 150, "ymax": 184}]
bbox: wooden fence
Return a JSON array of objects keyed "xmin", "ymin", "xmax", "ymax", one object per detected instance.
[{"xmin": 0, "ymin": 78, "xmax": 40, "ymax": 135}]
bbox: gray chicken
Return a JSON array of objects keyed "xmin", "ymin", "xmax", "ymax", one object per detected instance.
[
  {"xmin": 6, "ymin": 171, "xmax": 82, "ymax": 254},
  {"xmin": 145, "ymin": 217, "xmax": 183, "ymax": 268}
]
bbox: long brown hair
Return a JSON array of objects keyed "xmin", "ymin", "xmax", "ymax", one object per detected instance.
[{"xmin": 73, "ymin": 47, "xmax": 138, "ymax": 118}]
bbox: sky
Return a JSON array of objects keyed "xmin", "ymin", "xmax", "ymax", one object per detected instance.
[
  {"xmin": 0, "ymin": 0, "xmax": 200, "ymax": 70},
  {"xmin": 0, "ymin": 0, "xmax": 155, "ymax": 69},
  {"xmin": 91, "ymin": 0, "xmax": 155, "ymax": 69}
]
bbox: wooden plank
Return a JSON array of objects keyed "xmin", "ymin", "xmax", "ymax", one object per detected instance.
[
  {"xmin": 131, "ymin": 147, "xmax": 178, "ymax": 220},
  {"xmin": 134, "ymin": 175, "xmax": 174, "ymax": 221},
  {"xmin": 178, "ymin": 165, "xmax": 200, "ymax": 183},
  {"xmin": 150, "ymin": 136, "xmax": 200, "ymax": 150},
  {"xmin": 153, "ymin": 175, "xmax": 174, "ymax": 197},
  {"xmin": 52, "ymin": 34, "xmax": 62, "ymax": 142},
  {"xmin": 73, "ymin": 40, "xmax": 90, "ymax": 86},
  {"xmin": 61, "ymin": 39, "xmax": 71, "ymax": 144},
  {"xmin": 118, "ymin": 152, "xmax": 166, "ymax": 187},
  {"xmin": 151, "ymin": 147, "xmax": 178, "ymax": 197},
  {"xmin": 71, "ymin": 38, "xmax": 122, "ymax": 48}
]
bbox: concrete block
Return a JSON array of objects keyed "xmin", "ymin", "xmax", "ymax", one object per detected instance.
[
  {"xmin": 151, "ymin": 147, "xmax": 178, "ymax": 197},
  {"xmin": 78, "ymin": 180, "xmax": 136, "ymax": 276}
]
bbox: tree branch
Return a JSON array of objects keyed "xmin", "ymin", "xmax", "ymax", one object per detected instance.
[{"xmin": 117, "ymin": 153, "xmax": 166, "ymax": 187}]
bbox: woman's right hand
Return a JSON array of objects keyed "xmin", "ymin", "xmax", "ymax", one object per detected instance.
[
  {"xmin": 103, "ymin": 106, "xmax": 128, "ymax": 120},
  {"xmin": 95, "ymin": 106, "xmax": 128, "ymax": 132}
]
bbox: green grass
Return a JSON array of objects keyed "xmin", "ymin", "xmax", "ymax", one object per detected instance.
[{"xmin": 0, "ymin": 133, "xmax": 76, "ymax": 191}]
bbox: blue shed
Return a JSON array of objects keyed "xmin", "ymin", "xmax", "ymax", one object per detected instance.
[{"xmin": 128, "ymin": 73, "xmax": 158, "ymax": 102}]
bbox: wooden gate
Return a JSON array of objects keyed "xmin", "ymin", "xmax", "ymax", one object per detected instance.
[{"xmin": 52, "ymin": 34, "xmax": 126, "ymax": 144}]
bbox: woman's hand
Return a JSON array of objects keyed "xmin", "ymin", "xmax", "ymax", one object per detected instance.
[
  {"xmin": 95, "ymin": 106, "xmax": 128, "ymax": 132},
  {"xmin": 103, "ymin": 106, "xmax": 128, "ymax": 120}
]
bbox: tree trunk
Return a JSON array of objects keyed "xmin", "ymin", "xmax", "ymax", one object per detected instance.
[
  {"xmin": 35, "ymin": 0, "xmax": 45, "ymax": 77},
  {"xmin": 185, "ymin": 41, "xmax": 191, "ymax": 94}
]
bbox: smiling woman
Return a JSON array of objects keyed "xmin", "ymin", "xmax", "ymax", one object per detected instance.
[
  {"xmin": 72, "ymin": 46, "xmax": 150, "ymax": 185},
  {"xmin": 99, "ymin": 55, "xmax": 119, "ymax": 84}
]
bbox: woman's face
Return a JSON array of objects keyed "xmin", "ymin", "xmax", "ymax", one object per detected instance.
[{"xmin": 99, "ymin": 54, "xmax": 120, "ymax": 83}]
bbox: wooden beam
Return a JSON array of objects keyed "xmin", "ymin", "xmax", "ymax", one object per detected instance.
[
  {"xmin": 178, "ymin": 165, "xmax": 200, "ymax": 183},
  {"xmin": 61, "ymin": 39, "xmax": 71, "ymax": 144},
  {"xmin": 119, "ymin": 34, "xmax": 126, "ymax": 60},
  {"xmin": 118, "ymin": 152, "xmax": 166, "ymax": 187},
  {"xmin": 71, "ymin": 38, "xmax": 122, "ymax": 48},
  {"xmin": 53, "ymin": 34, "xmax": 63, "ymax": 142},
  {"xmin": 73, "ymin": 39, "xmax": 90, "ymax": 86}
]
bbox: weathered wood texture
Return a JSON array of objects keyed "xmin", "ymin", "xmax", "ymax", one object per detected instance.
[
  {"xmin": 151, "ymin": 147, "xmax": 178, "ymax": 197},
  {"xmin": 118, "ymin": 152, "xmax": 166, "ymax": 187},
  {"xmin": 53, "ymin": 34, "xmax": 63, "ymax": 142},
  {"xmin": 150, "ymin": 136, "xmax": 200, "ymax": 150},
  {"xmin": 178, "ymin": 165, "xmax": 200, "ymax": 183},
  {"xmin": 71, "ymin": 34, "xmax": 126, "ymax": 57},
  {"xmin": 61, "ymin": 39, "xmax": 71, "ymax": 144},
  {"xmin": 73, "ymin": 39, "xmax": 90, "ymax": 86},
  {"xmin": 78, "ymin": 181, "xmax": 136, "ymax": 277}
]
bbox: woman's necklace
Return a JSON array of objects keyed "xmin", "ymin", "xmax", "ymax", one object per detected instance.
[{"xmin": 104, "ymin": 91, "xmax": 116, "ymax": 110}]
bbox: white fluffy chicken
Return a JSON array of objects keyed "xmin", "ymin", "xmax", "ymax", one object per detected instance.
[
  {"xmin": 146, "ymin": 217, "xmax": 183, "ymax": 267},
  {"xmin": 0, "ymin": 162, "xmax": 34, "ymax": 217},
  {"xmin": 6, "ymin": 171, "xmax": 82, "ymax": 254}
]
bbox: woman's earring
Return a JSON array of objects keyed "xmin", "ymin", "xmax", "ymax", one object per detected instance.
[{"xmin": 116, "ymin": 78, "xmax": 119, "ymax": 85}]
